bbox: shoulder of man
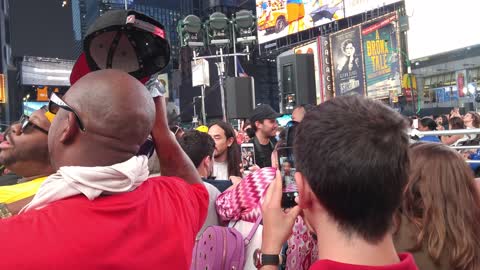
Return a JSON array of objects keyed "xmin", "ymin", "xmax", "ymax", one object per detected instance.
[{"xmin": 147, "ymin": 176, "xmax": 208, "ymax": 201}]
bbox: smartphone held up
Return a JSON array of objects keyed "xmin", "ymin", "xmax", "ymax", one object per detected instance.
[
  {"xmin": 241, "ymin": 143, "xmax": 255, "ymax": 175},
  {"xmin": 277, "ymin": 146, "xmax": 298, "ymax": 208}
]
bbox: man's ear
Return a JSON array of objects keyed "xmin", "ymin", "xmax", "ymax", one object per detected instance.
[
  {"xmin": 58, "ymin": 112, "xmax": 79, "ymax": 144},
  {"xmin": 204, "ymin": 155, "xmax": 211, "ymax": 167},
  {"xmin": 227, "ymin": 137, "xmax": 235, "ymax": 147},
  {"xmin": 201, "ymin": 155, "xmax": 212, "ymax": 173}
]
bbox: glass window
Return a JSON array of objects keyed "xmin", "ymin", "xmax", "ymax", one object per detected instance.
[
  {"xmin": 444, "ymin": 73, "xmax": 451, "ymax": 84},
  {"xmin": 424, "ymin": 77, "xmax": 431, "ymax": 86},
  {"xmin": 437, "ymin": 74, "xmax": 444, "ymax": 85},
  {"xmin": 469, "ymin": 68, "xmax": 478, "ymax": 81}
]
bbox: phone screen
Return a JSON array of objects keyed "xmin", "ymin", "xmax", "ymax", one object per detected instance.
[
  {"xmin": 277, "ymin": 146, "xmax": 298, "ymax": 208},
  {"xmin": 241, "ymin": 143, "xmax": 255, "ymax": 170}
]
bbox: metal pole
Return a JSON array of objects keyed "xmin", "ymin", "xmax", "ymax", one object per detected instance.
[
  {"xmin": 201, "ymin": 85, "xmax": 207, "ymax": 124},
  {"xmin": 466, "ymin": 160, "xmax": 480, "ymax": 164},
  {"xmin": 232, "ymin": 18, "xmax": 238, "ymax": 77},
  {"xmin": 193, "ymin": 96, "xmax": 198, "ymax": 126},
  {"xmin": 218, "ymin": 48, "xmax": 227, "ymax": 121},
  {"xmin": 124, "ymin": 0, "xmax": 128, "ymax": 10},
  {"xmin": 193, "ymin": 52, "xmax": 248, "ymax": 60},
  {"xmin": 410, "ymin": 128, "xmax": 480, "ymax": 137},
  {"xmin": 451, "ymin": 145, "xmax": 480, "ymax": 150}
]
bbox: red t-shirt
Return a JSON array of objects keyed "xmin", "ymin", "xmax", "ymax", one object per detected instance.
[
  {"xmin": 0, "ymin": 176, "xmax": 208, "ymax": 270},
  {"xmin": 309, "ymin": 253, "xmax": 418, "ymax": 270}
]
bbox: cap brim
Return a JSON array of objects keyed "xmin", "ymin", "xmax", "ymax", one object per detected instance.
[
  {"xmin": 252, "ymin": 113, "xmax": 283, "ymax": 122},
  {"xmin": 267, "ymin": 113, "xmax": 283, "ymax": 119},
  {"xmin": 273, "ymin": 112, "xmax": 283, "ymax": 119}
]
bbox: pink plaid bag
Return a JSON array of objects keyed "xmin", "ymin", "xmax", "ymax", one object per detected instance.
[
  {"xmin": 215, "ymin": 167, "xmax": 317, "ymax": 270},
  {"xmin": 215, "ymin": 167, "xmax": 276, "ymax": 223}
]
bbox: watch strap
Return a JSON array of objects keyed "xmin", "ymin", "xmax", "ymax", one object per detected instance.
[{"xmin": 261, "ymin": 254, "xmax": 280, "ymax": 266}]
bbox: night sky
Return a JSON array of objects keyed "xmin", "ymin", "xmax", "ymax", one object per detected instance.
[{"xmin": 8, "ymin": 0, "xmax": 80, "ymax": 60}]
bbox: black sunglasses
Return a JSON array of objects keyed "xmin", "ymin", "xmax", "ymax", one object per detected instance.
[
  {"xmin": 19, "ymin": 115, "xmax": 49, "ymax": 135},
  {"xmin": 48, "ymin": 93, "xmax": 86, "ymax": 132}
]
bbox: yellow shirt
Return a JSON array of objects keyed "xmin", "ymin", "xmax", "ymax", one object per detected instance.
[{"xmin": 0, "ymin": 176, "xmax": 47, "ymax": 204}]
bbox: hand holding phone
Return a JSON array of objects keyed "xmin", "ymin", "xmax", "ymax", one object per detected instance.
[{"xmin": 277, "ymin": 146, "xmax": 298, "ymax": 208}]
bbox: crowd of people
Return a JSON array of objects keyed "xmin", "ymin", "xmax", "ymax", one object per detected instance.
[
  {"xmin": 2, "ymin": 81, "xmax": 480, "ymax": 269},
  {"xmin": 410, "ymin": 109, "xmax": 480, "ymax": 177},
  {"xmin": 1, "ymin": 9, "xmax": 480, "ymax": 270},
  {"xmin": 413, "ymin": 109, "xmax": 480, "ymax": 146}
]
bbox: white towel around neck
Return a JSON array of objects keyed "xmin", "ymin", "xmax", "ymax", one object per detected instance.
[{"xmin": 21, "ymin": 156, "xmax": 149, "ymax": 213}]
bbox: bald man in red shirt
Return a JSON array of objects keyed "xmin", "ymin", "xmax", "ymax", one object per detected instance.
[{"xmin": 0, "ymin": 70, "xmax": 208, "ymax": 270}]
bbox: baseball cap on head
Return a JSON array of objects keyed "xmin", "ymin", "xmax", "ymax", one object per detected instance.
[
  {"xmin": 249, "ymin": 104, "xmax": 282, "ymax": 124},
  {"xmin": 83, "ymin": 10, "xmax": 170, "ymax": 80}
]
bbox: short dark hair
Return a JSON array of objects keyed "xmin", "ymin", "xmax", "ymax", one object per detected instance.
[
  {"xmin": 245, "ymin": 127, "xmax": 256, "ymax": 138},
  {"xmin": 294, "ymin": 95, "xmax": 409, "ymax": 243},
  {"xmin": 419, "ymin": 117, "xmax": 437, "ymax": 131},
  {"xmin": 178, "ymin": 130, "xmax": 215, "ymax": 168},
  {"xmin": 293, "ymin": 104, "xmax": 315, "ymax": 113}
]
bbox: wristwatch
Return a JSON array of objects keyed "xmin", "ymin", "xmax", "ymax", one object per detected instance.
[{"xmin": 253, "ymin": 248, "xmax": 285, "ymax": 268}]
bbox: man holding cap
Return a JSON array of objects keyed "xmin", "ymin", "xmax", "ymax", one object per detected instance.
[{"xmin": 249, "ymin": 104, "xmax": 281, "ymax": 168}]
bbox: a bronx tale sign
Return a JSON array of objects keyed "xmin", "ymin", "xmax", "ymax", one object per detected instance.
[{"xmin": 318, "ymin": 36, "xmax": 334, "ymax": 102}]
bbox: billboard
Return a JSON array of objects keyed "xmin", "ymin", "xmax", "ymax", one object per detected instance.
[
  {"xmin": 21, "ymin": 57, "xmax": 74, "ymax": 87},
  {"xmin": 405, "ymin": 0, "xmax": 480, "ymax": 60},
  {"xmin": 256, "ymin": 0, "xmax": 345, "ymax": 44},
  {"xmin": 330, "ymin": 25, "xmax": 366, "ymax": 96},
  {"xmin": 362, "ymin": 13, "xmax": 401, "ymax": 99},
  {"xmin": 344, "ymin": 0, "xmax": 401, "ymax": 17},
  {"xmin": 158, "ymin": 73, "xmax": 170, "ymax": 98},
  {"xmin": 294, "ymin": 41, "xmax": 320, "ymax": 104},
  {"xmin": 318, "ymin": 36, "xmax": 334, "ymax": 102}
]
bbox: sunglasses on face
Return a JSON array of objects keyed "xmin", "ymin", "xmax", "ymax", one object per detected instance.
[
  {"xmin": 19, "ymin": 115, "xmax": 49, "ymax": 135},
  {"xmin": 48, "ymin": 93, "xmax": 86, "ymax": 132}
]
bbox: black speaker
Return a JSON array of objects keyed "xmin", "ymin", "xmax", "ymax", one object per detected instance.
[
  {"xmin": 225, "ymin": 77, "xmax": 255, "ymax": 119},
  {"xmin": 278, "ymin": 54, "xmax": 316, "ymax": 113}
]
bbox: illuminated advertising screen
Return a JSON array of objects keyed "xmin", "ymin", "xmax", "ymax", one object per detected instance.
[
  {"xmin": 362, "ymin": 13, "xmax": 402, "ymax": 99},
  {"xmin": 405, "ymin": 0, "xmax": 480, "ymax": 60},
  {"xmin": 330, "ymin": 25, "xmax": 366, "ymax": 96},
  {"xmin": 256, "ymin": 0, "xmax": 345, "ymax": 44},
  {"xmin": 344, "ymin": 0, "xmax": 401, "ymax": 17}
]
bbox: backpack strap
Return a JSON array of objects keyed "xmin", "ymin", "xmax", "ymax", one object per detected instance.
[{"xmin": 244, "ymin": 215, "xmax": 263, "ymax": 245}]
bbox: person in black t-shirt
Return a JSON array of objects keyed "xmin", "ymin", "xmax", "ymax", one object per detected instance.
[{"xmin": 248, "ymin": 104, "xmax": 281, "ymax": 168}]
